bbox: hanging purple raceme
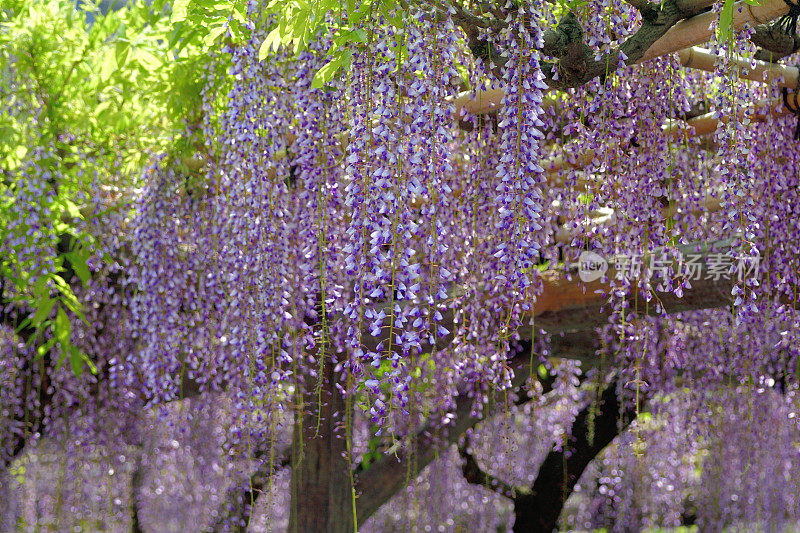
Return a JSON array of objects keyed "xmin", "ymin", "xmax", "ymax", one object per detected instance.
[
  {"xmin": 342, "ymin": 21, "xmax": 411, "ymax": 423},
  {"xmin": 398, "ymin": 11, "xmax": 465, "ymax": 402},
  {"xmin": 2, "ymin": 151, "xmax": 60, "ymax": 284},
  {"xmin": 0, "ymin": 327, "xmax": 39, "ymax": 470},
  {"xmin": 341, "ymin": 48, "xmax": 372, "ymax": 380},
  {"xmin": 491, "ymin": 3, "xmax": 549, "ymax": 339},
  {"xmin": 213, "ymin": 29, "xmax": 296, "ymax": 453},
  {"xmin": 128, "ymin": 160, "xmax": 191, "ymax": 404}
]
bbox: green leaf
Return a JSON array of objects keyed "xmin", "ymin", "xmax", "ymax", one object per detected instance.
[
  {"xmin": 36, "ymin": 337, "xmax": 57, "ymax": 359},
  {"xmin": 16, "ymin": 318, "xmax": 33, "ymax": 338},
  {"xmin": 204, "ymin": 24, "xmax": 227, "ymax": 47},
  {"xmin": 32, "ymin": 297, "xmax": 56, "ymax": 326},
  {"xmin": 194, "ymin": 0, "xmax": 231, "ymax": 10},
  {"xmin": 32, "ymin": 274, "xmax": 50, "ymax": 298},
  {"xmin": 336, "ymin": 27, "xmax": 366, "ymax": 46},
  {"xmin": 100, "ymin": 49, "xmax": 116, "ymax": 82},
  {"xmin": 51, "ymin": 275, "xmax": 85, "ymax": 320},
  {"xmin": 54, "ymin": 306, "xmax": 71, "ymax": 347},
  {"xmin": 69, "ymin": 346, "xmax": 84, "ymax": 376},
  {"xmin": 60, "ymin": 198, "xmax": 83, "ymax": 220},
  {"xmin": 341, "ymin": 50, "xmax": 353, "ymax": 71},
  {"xmin": 311, "ymin": 56, "xmax": 342, "ymax": 88},
  {"xmin": 717, "ymin": 0, "xmax": 734, "ymax": 43},
  {"xmin": 259, "ymin": 26, "xmax": 283, "ymax": 59},
  {"xmin": 387, "ymin": 8, "xmax": 404, "ymax": 27},
  {"xmin": 69, "ymin": 346, "xmax": 97, "ymax": 376},
  {"xmin": 66, "ymin": 250, "xmax": 91, "ymax": 285},
  {"xmin": 290, "ymin": 8, "xmax": 311, "ymax": 51},
  {"xmin": 352, "ymin": 28, "xmax": 367, "ymax": 42},
  {"xmin": 379, "ymin": 0, "xmax": 391, "ymax": 20},
  {"xmin": 95, "ymin": 100, "xmax": 112, "ymax": 118},
  {"xmin": 537, "ymin": 364, "xmax": 549, "ymax": 379},
  {"xmin": 231, "ymin": 2, "xmax": 246, "ymax": 24},
  {"xmin": 171, "ymin": 0, "xmax": 190, "ymax": 23},
  {"xmin": 311, "ymin": 51, "xmax": 351, "ymax": 88},
  {"xmin": 136, "ymin": 49, "xmax": 163, "ymax": 71},
  {"xmin": 115, "ymin": 41, "xmax": 131, "ymax": 69}
]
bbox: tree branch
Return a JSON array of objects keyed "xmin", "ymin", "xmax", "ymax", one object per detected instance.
[
  {"xmin": 542, "ymin": 0, "xmax": 691, "ymax": 89},
  {"xmin": 458, "ymin": 434, "xmax": 528, "ymax": 500},
  {"xmin": 752, "ymin": 20, "xmax": 800, "ymax": 62},
  {"xmin": 353, "ymin": 333, "xmax": 594, "ymax": 524},
  {"xmin": 623, "ymin": 0, "xmax": 659, "ymax": 18},
  {"xmin": 209, "ymin": 448, "xmax": 291, "ymax": 533},
  {"xmin": 437, "ymin": 0, "xmax": 704, "ymax": 87},
  {"xmin": 130, "ymin": 450, "xmax": 145, "ymax": 533},
  {"xmin": 446, "ymin": 0, "xmax": 788, "ymax": 92},
  {"xmin": 512, "ymin": 377, "xmax": 641, "ymax": 532}
]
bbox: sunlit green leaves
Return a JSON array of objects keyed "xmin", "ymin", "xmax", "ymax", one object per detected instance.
[
  {"xmin": 137, "ymin": 47, "xmax": 163, "ymax": 71},
  {"xmin": 262, "ymin": 0, "xmax": 318, "ymax": 53},
  {"xmin": 204, "ymin": 23, "xmax": 227, "ymax": 46},
  {"xmin": 171, "ymin": 0, "xmax": 190, "ymax": 22},
  {"xmin": 717, "ymin": 0, "xmax": 735, "ymax": 43},
  {"xmin": 377, "ymin": 0, "xmax": 403, "ymax": 28},
  {"xmin": 718, "ymin": 0, "xmax": 764, "ymax": 41},
  {"xmin": 259, "ymin": 26, "xmax": 282, "ymax": 59},
  {"xmin": 255, "ymin": 0, "xmax": 405, "ymax": 87},
  {"xmin": 2, "ymin": 0, "xmax": 207, "ymax": 377},
  {"xmin": 311, "ymin": 50, "xmax": 353, "ymax": 88},
  {"xmin": 551, "ymin": 0, "xmax": 590, "ymax": 21},
  {"xmin": 253, "ymin": 0, "xmax": 426, "ymax": 87},
  {"xmin": 51, "ymin": 306, "xmax": 94, "ymax": 376},
  {"xmin": 53, "ymin": 306, "xmax": 70, "ymax": 349},
  {"xmin": 167, "ymin": 0, "xmax": 247, "ymax": 49},
  {"xmin": 100, "ymin": 47, "xmax": 117, "ymax": 81}
]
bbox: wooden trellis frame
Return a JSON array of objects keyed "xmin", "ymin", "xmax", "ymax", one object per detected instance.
[{"xmin": 453, "ymin": 0, "xmax": 792, "ymax": 116}]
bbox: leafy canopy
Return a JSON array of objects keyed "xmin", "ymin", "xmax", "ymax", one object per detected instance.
[{"xmin": 0, "ymin": 0, "xmax": 207, "ymax": 374}]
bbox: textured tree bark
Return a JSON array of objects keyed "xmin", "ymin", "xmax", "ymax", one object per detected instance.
[
  {"xmin": 130, "ymin": 451, "xmax": 145, "ymax": 533},
  {"xmin": 0, "ymin": 468, "xmax": 14, "ymax": 532},
  {"xmin": 287, "ymin": 358, "xmax": 354, "ymax": 533},
  {"xmin": 210, "ymin": 448, "xmax": 291, "ymax": 532}
]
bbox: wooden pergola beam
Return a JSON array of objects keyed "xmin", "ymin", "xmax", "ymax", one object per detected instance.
[
  {"xmin": 644, "ymin": 0, "xmax": 790, "ymax": 62},
  {"xmin": 555, "ymin": 195, "xmax": 723, "ymax": 244},
  {"xmin": 531, "ymin": 239, "xmax": 738, "ymax": 333},
  {"xmin": 454, "ymin": 0, "xmax": 791, "ymax": 117},
  {"xmin": 678, "ymin": 47, "xmax": 800, "ymax": 87},
  {"xmin": 545, "ymin": 97, "xmax": 789, "ymax": 183}
]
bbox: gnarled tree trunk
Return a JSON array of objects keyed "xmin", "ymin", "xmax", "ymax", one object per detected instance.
[
  {"xmin": 287, "ymin": 358, "xmax": 354, "ymax": 533},
  {"xmin": 512, "ymin": 380, "xmax": 635, "ymax": 533}
]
